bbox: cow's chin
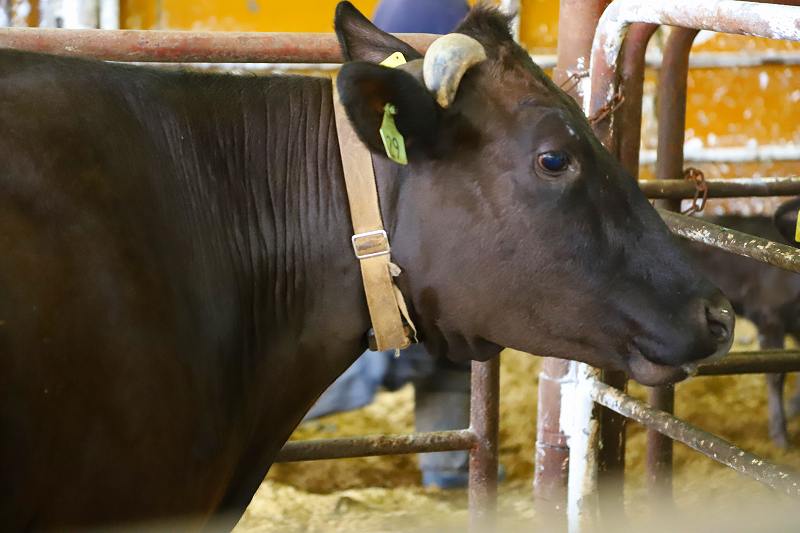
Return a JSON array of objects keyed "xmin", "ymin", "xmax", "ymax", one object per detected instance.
[
  {"xmin": 623, "ymin": 346, "xmax": 689, "ymax": 386},
  {"xmin": 623, "ymin": 330, "xmax": 734, "ymax": 386}
]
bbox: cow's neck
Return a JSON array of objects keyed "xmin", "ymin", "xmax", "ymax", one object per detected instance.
[
  {"xmin": 134, "ymin": 71, "xmax": 409, "ymax": 513},
  {"xmin": 228, "ymin": 76, "xmax": 380, "ymax": 417}
]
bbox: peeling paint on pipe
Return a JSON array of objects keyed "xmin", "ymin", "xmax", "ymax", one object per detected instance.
[
  {"xmin": 697, "ymin": 350, "xmax": 800, "ymax": 375},
  {"xmin": 561, "ymin": 363, "xmax": 601, "ymax": 533},
  {"xmin": 587, "ymin": 0, "xmax": 800, "ymax": 118},
  {"xmin": 276, "ymin": 429, "xmax": 476, "ymax": 462},
  {"xmin": 590, "ymin": 379, "xmax": 800, "ymax": 496},
  {"xmin": 658, "ymin": 209, "xmax": 800, "ymax": 274}
]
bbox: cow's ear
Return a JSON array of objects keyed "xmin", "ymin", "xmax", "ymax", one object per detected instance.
[
  {"xmin": 334, "ymin": 1, "xmax": 422, "ymax": 63},
  {"xmin": 336, "ymin": 61, "xmax": 442, "ymax": 159},
  {"xmin": 774, "ymin": 198, "xmax": 800, "ymax": 246}
]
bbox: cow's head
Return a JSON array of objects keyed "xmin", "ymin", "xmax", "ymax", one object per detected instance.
[{"xmin": 334, "ymin": 2, "xmax": 734, "ymax": 385}]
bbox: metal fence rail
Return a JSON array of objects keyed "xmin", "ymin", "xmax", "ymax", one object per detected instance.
[
  {"xmin": 640, "ymin": 177, "xmax": 800, "ymax": 199},
  {"xmin": 658, "ymin": 209, "xmax": 800, "ymax": 273},
  {"xmin": 589, "ymin": 379, "xmax": 800, "ymax": 497},
  {"xmin": 697, "ymin": 350, "xmax": 800, "ymax": 376},
  {"xmin": 276, "ymin": 429, "xmax": 477, "ymax": 462},
  {"xmin": 557, "ymin": 1, "xmax": 800, "ymax": 531},
  {"xmin": 0, "ymin": 27, "xmax": 437, "ymax": 62}
]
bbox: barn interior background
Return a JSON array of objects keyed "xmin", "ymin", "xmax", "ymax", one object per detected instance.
[{"xmin": 4, "ymin": 0, "xmax": 800, "ymax": 531}]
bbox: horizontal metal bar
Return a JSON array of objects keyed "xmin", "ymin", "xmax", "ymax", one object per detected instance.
[
  {"xmin": 658, "ymin": 209, "xmax": 800, "ymax": 273},
  {"xmin": 589, "ymin": 379, "xmax": 800, "ymax": 496},
  {"xmin": 130, "ymin": 48, "xmax": 800, "ymax": 72},
  {"xmin": 640, "ymin": 177, "xmax": 800, "ymax": 199},
  {"xmin": 128, "ymin": 61, "xmax": 342, "ymax": 72},
  {"xmin": 0, "ymin": 27, "xmax": 436, "ymax": 63},
  {"xmin": 697, "ymin": 350, "xmax": 800, "ymax": 375},
  {"xmin": 275, "ymin": 428, "xmax": 476, "ymax": 462},
  {"xmin": 641, "ymin": 143, "xmax": 800, "ymax": 165},
  {"xmin": 648, "ymin": 50, "xmax": 800, "ymax": 69}
]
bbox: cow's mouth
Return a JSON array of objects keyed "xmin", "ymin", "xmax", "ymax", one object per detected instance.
[
  {"xmin": 624, "ymin": 343, "xmax": 687, "ymax": 386},
  {"xmin": 623, "ymin": 334, "xmax": 732, "ymax": 386}
]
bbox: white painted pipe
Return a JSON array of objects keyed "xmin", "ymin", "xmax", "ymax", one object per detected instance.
[
  {"xmin": 640, "ymin": 142, "xmax": 800, "ymax": 165},
  {"xmin": 587, "ymin": 0, "xmax": 800, "ymax": 113},
  {"xmin": 10, "ymin": 0, "xmax": 31, "ymax": 26},
  {"xmin": 40, "ymin": 0, "xmax": 99, "ymax": 28},
  {"xmin": 99, "ymin": 0, "xmax": 117, "ymax": 29},
  {"xmin": 0, "ymin": 1, "xmax": 9, "ymax": 26},
  {"xmin": 499, "ymin": 0, "xmax": 520, "ymax": 43},
  {"xmin": 560, "ymin": 362, "xmax": 601, "ymax": 533}
]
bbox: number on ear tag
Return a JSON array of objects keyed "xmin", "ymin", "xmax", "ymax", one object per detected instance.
[
  {"xmin": 795, "ymin": 208, "xmax": 800, "ymax": 242},
  {"xmin": 379, "ymin": 104, "xmax": 407, "ymax": 165},
  {"xmin": 380, "ymin": 52, "xmax": 407, "ymax": 68}
]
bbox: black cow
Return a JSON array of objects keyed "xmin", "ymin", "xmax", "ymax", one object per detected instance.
[
  {"xmin": 684, "ymin": 213, "xmax": 800, "ymax": 448},
  {"xmin": 0, "ymin": 3, "xmax": 733, "ymax": 530}
]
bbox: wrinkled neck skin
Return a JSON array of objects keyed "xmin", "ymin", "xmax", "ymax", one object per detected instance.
[
  {"xmin": 237, "ymin": 76, "xmax": 375, "ymax": 435},
  {"xmin": 155, "ymin": 75, "xmax": 382, "ymax": 510}
]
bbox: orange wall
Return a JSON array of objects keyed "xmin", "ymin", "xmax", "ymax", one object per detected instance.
[
  {"xmin": 122, "ymin": 0, "xmax": 380, "ymax": 32},
  {"xmin": 120, "ymin": 0, "xmax": 559, "ymax": 49},
  {"xmin": 119, "ymin": 0, "xmax": 800, "ymax": 192}
]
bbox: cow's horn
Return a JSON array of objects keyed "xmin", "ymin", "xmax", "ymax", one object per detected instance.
[{"xmin": 423, "ymin": 33, "xmax": 486, "ymax": 108}]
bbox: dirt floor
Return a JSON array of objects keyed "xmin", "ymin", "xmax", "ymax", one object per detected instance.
[{"xmin": 234, "ymin": 319, "xmax": 800, "ymax": 532}]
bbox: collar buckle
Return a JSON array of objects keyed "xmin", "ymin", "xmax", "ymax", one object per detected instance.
[{"xmin": 352, "ymin": 230, "xmax": 391, "ymax": 260}]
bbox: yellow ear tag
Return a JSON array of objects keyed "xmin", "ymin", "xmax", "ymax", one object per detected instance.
[
  {"xmin": 379, "ymin": 103, "xmax": 407, "ymax": 165},
  {"xmin": 794, "ymin": 208, "xmax": 800, "ymax": 242},
  {"xmin": 380, "ymin": 52, "xmax": 407, "ymax": 68}
]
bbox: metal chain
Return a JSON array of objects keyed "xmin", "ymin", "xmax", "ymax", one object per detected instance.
[
  {"xmin": 559, "ymin": 70, "xmax": 589, "ymax": 96},
  {"xmin": 589, "ymin": 88, "xmax": 625, "ymax": 126},
  {"xmin": 681, "ymin": 167, "xmax": 708, "ymax": 216}
]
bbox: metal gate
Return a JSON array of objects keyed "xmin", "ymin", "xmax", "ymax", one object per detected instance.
[{"xmin": 554, "ymin": 1, "xmax": 800, "ymax": 531}]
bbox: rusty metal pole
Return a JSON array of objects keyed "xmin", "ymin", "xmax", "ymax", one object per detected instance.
[
  {"xmin": 0, "ymin": 27, "xmax": 437, "ymax": 62},
  {"xmin": 649, "ymin": 27, "xmax": 699, "ymax": 508},
  {"xmin": 534, "ymin": 0, "xmax": 610, "ymax": 525},
  {"xmin": 590, "ymin": 380, "xmax": 800, "ymax": 497},
  {"xmin": 593, "ymin": 24, "xmax": 659, "ymax": 524},
  {"xmin": 469, "ymin": 357, "xmax": 500, "ymax": 530},
  {"xmin": 639, "ymin": 177, "xmax": 800, "ymax": 198},
  {"xmin": 617, "ymin": 24, "xmax": 659, "ymax": 176}
]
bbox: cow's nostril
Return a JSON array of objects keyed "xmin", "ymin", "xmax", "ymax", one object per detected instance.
[
  {"xmin": 705, "ymin": 293, "xmax": 734, "ymax": 345},
  {"xmin": 707, "ymin": 319, "xmax": 728, "ymax": 342}
]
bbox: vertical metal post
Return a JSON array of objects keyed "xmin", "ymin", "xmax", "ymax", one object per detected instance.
[
  {"xmin": 9, "ymin": 0, "xmax": 31, "ymax": 26},
  {"xmin": 499, "ymin": 0, "xmax": 521, "ymax": 42},
  {"xmin": 617, "ymin": 23, "xmax": 659, "ymax": 176},
  {"xmin": 534, "ymin": 0, "xmax": 610, "ymax": 523},
  {"xmin": 534, "ymin": 358, "xmax": 570, "ymax": 525},
  {"xmin": 469, "ymin": 357, "xmax": 500, "ymax": 531},
  {"xmin": 649, "ymin": 27, "xmax": 699, "ymax": 506},
  {"xmin": 655, "ymin": 28, "xmax": 699, "ymax": 208},
  {"xmin": 564, "ymin": 363, "xmax": 601, "ymax": 533},
  {"xmin": 596, "ymin": 24, "xmax": 658, "ymax": 523},
  {"xmin": 645, "ymin": 384, "xmax": 675, "ymax": 501},
  {"xmin": 100, "ymin": 0, "xmax": 119, "ymax": 29},
  {"xmin": 39, "ymin": 0, "xmax": 99, "ymax": 28},
  {"xmin": 0, "ymin": 1, "xmax": 10, "ymax": 26}
]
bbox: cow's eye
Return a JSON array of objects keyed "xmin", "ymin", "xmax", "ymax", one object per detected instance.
[{"xmin": 537, "ymin": 151, "xmax": 570, "ymax": 174}]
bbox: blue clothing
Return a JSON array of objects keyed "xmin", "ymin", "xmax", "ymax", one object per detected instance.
[{"xmin": 372, "ymin": 0, "xmax": 469, "ymax": 34}]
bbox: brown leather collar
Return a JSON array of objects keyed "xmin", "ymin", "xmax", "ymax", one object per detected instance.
[{"xmin": 331, "ymin": 78, "xmax": 416, "ymax": 352}]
